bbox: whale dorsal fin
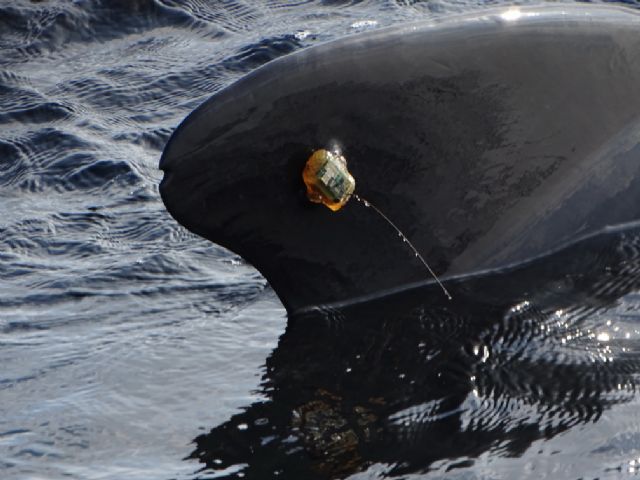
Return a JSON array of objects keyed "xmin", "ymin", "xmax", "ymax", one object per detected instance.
[{"xmin": 160, "ymin": 5, "xmax": 640, "ymax": 313}]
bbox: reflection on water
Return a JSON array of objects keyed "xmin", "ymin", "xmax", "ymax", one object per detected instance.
[{"xmin": 191, "ymin": 226, "xmax": 640, "ymax": 479}]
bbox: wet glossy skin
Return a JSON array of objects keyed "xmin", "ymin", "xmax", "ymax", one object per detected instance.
[{"xmin": 160, "ymin": 5, "xmax": 640, "ymax": 313}]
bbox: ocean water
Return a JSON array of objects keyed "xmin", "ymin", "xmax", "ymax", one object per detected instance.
[{"xmin": 2, "ymin": 1, "xmax": 640, "ymax": 479}]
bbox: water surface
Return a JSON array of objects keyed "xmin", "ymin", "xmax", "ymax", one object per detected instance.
[{"xmin": 2, "ymin": 1, "xmax": 640, "ymax": 479}]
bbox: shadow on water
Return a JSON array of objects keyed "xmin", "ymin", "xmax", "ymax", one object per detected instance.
[{"xmin": 188, "ymin": 226, "xmax": 640, "ymax": 479}]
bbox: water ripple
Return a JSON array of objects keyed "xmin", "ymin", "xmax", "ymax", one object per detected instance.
[{"xmin": 3, "ymin": 1, "xmax": 640, "ymax": 479}]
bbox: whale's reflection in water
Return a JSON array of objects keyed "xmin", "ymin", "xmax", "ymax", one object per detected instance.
[{"xmin": 190, "ymin": 226, "xmax": 640, "ymax": 479}]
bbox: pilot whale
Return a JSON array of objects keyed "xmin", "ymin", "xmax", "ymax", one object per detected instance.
[{"xmin": 160, "ymin": 4, "xmax": 640, "ymax": 314}]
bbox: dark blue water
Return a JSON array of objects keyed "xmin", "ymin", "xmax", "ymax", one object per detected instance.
[{"xmin": 3, "ymin": 1, "xmax": 640, "ymax": 479}]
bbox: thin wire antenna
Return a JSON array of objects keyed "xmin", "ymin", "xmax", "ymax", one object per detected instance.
[{"xmin": 353, "ymin": 194, "xmax": 452, "ymax": 300}]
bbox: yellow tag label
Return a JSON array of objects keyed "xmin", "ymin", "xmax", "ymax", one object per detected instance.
[{"xmin": 302, "ymin": 149, "xmax": 355, "ymax": 211}]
